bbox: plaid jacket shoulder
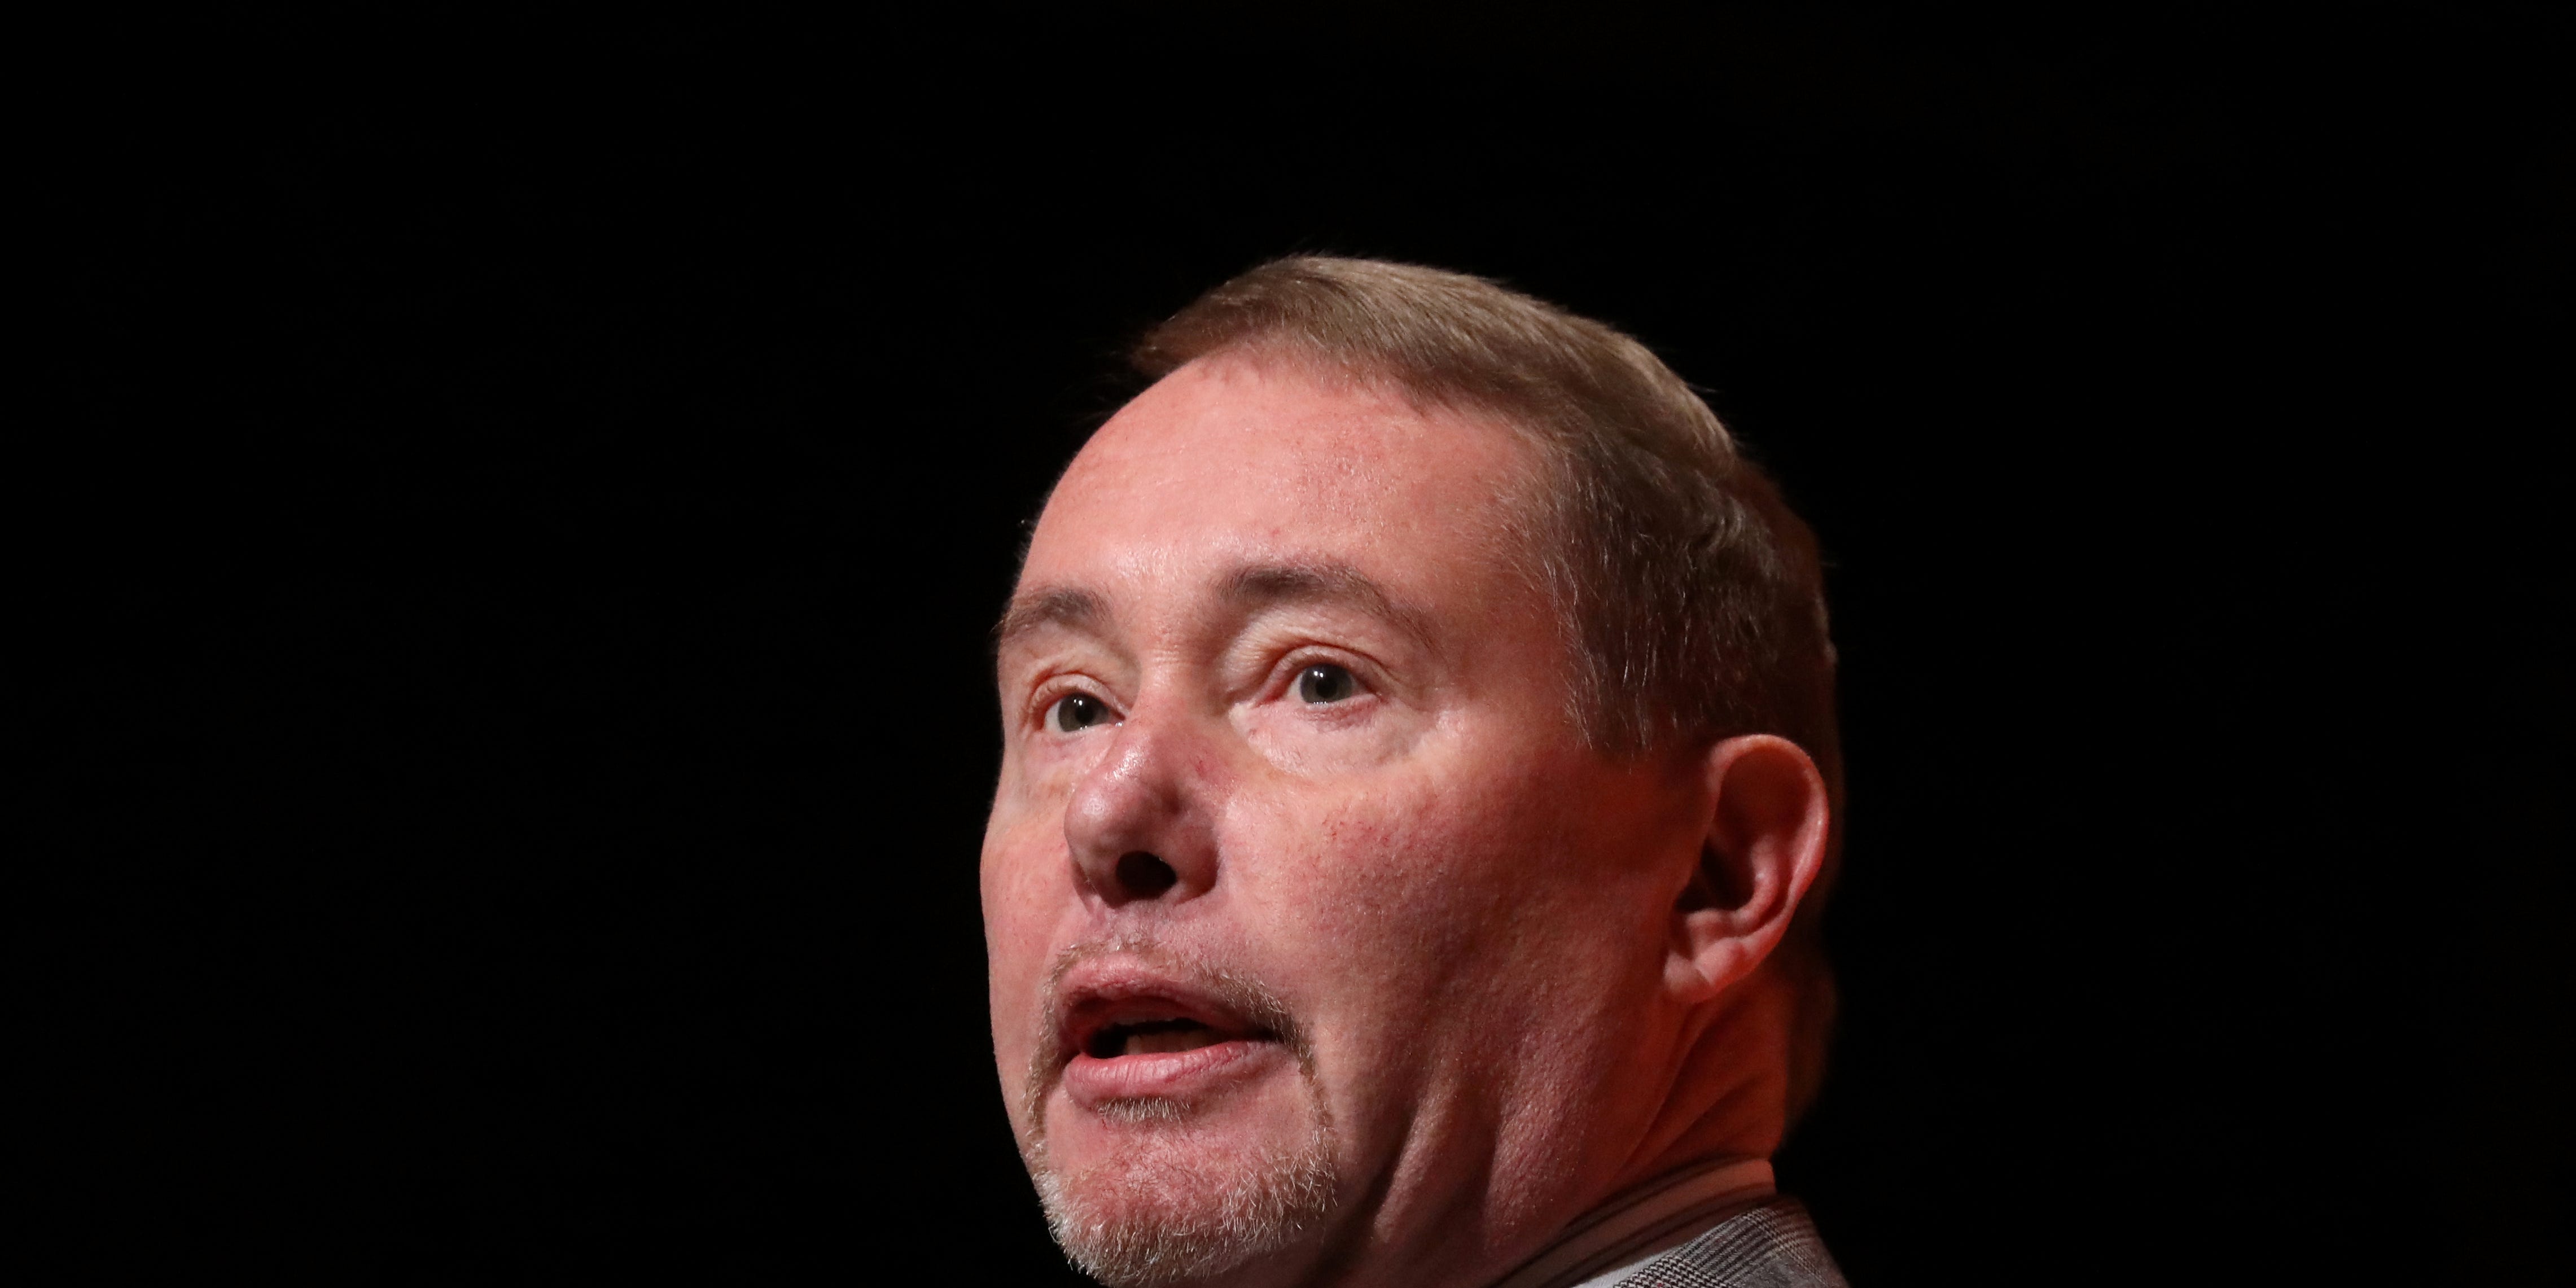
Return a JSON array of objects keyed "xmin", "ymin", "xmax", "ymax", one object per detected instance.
[{"xmin": 1612, "ymin": 1195, "xmax": 1849, "ymax": 1288}]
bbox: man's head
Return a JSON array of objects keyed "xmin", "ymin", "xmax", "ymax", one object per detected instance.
[{"xmin": 982, "ymin": 259, "xmax": 1840, "ymax": 1288}]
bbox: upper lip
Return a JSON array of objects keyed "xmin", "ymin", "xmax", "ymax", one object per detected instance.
[{"xmin": 1053, "ymin": 958, "xmax": 1274, "ymax": 1062}]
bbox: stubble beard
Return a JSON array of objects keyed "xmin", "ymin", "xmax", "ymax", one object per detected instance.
[{"xmin": 1022, "ymin": 943, "xmax": 1340, "ymax": 1287}]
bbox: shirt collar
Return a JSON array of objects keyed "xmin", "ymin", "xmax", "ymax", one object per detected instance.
[{"xmin": 1488, "ymin": 1156, "xmax": 1777, "ymax": 1288}]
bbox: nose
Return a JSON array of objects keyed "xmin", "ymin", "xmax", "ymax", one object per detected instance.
[{"xmin": 1063, "ymin": 707, "xmax": 1221, "ymax": 908}]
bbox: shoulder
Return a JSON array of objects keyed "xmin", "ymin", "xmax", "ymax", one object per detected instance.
[{"xmin": 1614, "ymin": 1196, "xmax": 1848, "ymax": 1288}]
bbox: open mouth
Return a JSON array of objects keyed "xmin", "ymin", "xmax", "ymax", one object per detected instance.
[
  {"xmin": 1087, "ymin": 1016, "xmax": 1242, "ymax": 1058},
  {"xmin": 1041, "ymin": 956, "xmax": 1302, "ymax": 1109},
  {"xmin": 1074, "ymin": 1001, "xmax": 1268, "ymax": 1061},
  {"xmin": 1056, "ymin": 974, "xmax": 1277, "ymax": 1066}
]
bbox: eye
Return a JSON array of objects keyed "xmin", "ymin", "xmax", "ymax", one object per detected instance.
[
  {"xmin": 1294, "ymin": 663, "xmax": 1359, "ymax": 704},
  {"xmin": 1049, "ymin": 692, "xmax": 1115, "ymax": 733}
]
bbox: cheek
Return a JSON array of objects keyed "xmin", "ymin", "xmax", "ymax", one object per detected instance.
[
  {"xmin": 982, "ymin": 803, "xmax": 1072, "ymax": 1070},
  {"xmin": 1230, "ymin": 767, "xmax": 1554, "ymax": 1006},
  {"xmin": 979, "ymin": 742, "xmax": 1100, "ymax": 937},
  {"xmin": 980, "ymin": 771, "xmax": 1055, "ymax": 941}
]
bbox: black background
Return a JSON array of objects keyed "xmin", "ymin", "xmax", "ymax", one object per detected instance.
[{"xmin": 25, "ymin": 7, "xmax": 2570, "ymax": 1284}]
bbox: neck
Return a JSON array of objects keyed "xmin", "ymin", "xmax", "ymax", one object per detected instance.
[{"xmin": 1307, "ymin": 977, "xmax": 1798, "ymax": 1288}]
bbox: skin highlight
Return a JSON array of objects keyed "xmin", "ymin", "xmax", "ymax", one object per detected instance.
[{"xmin": 982, "ymin": 353, "xmax": 1830, "ymax": 1288}]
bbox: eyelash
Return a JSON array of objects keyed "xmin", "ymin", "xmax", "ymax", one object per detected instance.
[
  {"xmin": 1270, "ymin": 649, "xmax": 1380, "ymax": 707},
  {"xmin": 1029, "ymin": 678, "xmax": 1115, "ymax": 731},
  {"xmin": 1023, "ymin": 650, "xmax": 1383, "ymax": 736}
]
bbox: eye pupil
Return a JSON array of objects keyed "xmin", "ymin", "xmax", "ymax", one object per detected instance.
[
  {"xmin": 1298, "ymin": 664, "xmax": 1355, "ymax": 704},
  {"xmin": 1054, "ymin": 694, "xmax": 1107, "ymax": 732}
]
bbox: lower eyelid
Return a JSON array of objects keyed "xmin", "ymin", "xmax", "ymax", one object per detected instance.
[{"xmin": 1290, "ymin": 687, "xmax": 1378, "ymax": 713}]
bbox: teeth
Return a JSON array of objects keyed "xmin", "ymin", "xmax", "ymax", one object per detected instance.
[{"xmin": 1122, "ymin": 1027, "xmax": 1220, "ymax": 1056}]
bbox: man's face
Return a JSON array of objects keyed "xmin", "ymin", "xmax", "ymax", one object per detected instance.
[{"xmin": 983, "ymin": 357, "xmax": 1701, "ymax": 1287}]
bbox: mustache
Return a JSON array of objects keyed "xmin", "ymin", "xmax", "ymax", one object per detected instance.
[{"xmin": 1024, "ymin": 934, "xmax": 1314, "ymax": 1120}]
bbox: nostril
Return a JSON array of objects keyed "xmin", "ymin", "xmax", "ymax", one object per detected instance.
[{"xmin": 1115, "ymin": 851, "xmax": 1179, "ymax": 897}]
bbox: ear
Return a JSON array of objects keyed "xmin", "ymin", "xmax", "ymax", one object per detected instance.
[{"xmin": 1665, "ymin": 734, "xmax": 1832, "ymax": 1005}]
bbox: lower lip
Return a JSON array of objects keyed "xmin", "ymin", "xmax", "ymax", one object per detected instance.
[{"xmin": 1060, "ymin": 1038, "xmax": 1283, "ymax": 1106}]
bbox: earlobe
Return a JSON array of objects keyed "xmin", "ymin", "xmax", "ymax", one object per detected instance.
[{"xmin": 1664, "ymin": 735, "xmax": 1831, "ymax": 1005}]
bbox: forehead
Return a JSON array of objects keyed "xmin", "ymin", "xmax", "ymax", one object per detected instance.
[{"xmin": 1024, "ymin": 356, "xmax": 1540, "ymax": 601}]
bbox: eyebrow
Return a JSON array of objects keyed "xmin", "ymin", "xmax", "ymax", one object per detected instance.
[
  {"xmin": 992, "ymin": 559, "xmax": 1443, "ymax": 658},
  {"xmin": 993, "ymin": 585, "xmax": 1112, "ymax": 654},
  {"xmin": 1218, "ymin": 559, "xmax": 1444, "ymax": 657}
]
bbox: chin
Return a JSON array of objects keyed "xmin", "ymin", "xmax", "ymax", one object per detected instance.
[{"xmin": 1031, "ymin": 1105, "xmax": 1337, "ymax": 1288}]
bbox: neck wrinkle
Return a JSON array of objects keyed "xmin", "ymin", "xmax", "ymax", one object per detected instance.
[{"xmin": 1609, "ymin": 972, "xmax": 1794, "ymax": 1195}]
